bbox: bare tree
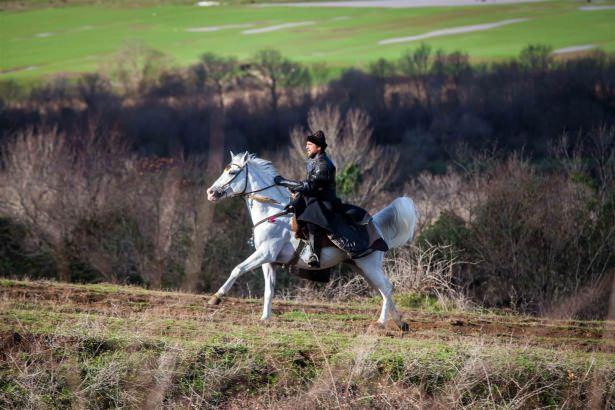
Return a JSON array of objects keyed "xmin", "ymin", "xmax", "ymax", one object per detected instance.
[
  {"xmin": 104, "ymin": 40, "xmax": 171, "ymax": 96},
  {"xmin": 182, "ymin": 107, "xmax": 227, "ymax": 292},
  {"xmin": 192, "ymin": 53, "xmax": 240, "ymax": 110},
  {"xmin": 398, "ymin": 43, "xmax": 432, "ymax": 104},
  {"xmin": 149, "ymin": 163, "xmax": 182, "ymax": 288},
  {"xmin": 250, "ymin": 49, "xmax": 311, "ymax": 137}
]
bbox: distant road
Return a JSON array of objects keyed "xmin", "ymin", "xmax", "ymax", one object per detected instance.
[{"xmin": 258, "ymin": 0, "xmax": 549, "ymax": 8}]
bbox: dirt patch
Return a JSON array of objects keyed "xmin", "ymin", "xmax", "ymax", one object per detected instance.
[
  {"xmin": 1, "ymin": 281, "xmax": 613, "ymax": 353},
  {"xmin": 257, "ymin": 0, "xmax": 547, "ymax": 9},
  {"xmin": 242, "ymin": 21, "xmax": 315, "ymax": 35},
  {"xmin": 379, "ymin": 18, "xmax": 528, "ymax": 45},
  {"xmin": 579, "ymin": 5, "xmax": 615, "ymax": 11},
  {"xmin": 553, "ymin": 45, "xmax": 597, "ymax": 54},
  {"xmin": 186, "ymin": 24, "xmax": 254, "ymax": 32},
  {"xmin": 0, "ymin": 65, "xmax": 38, "ymax": 75}
]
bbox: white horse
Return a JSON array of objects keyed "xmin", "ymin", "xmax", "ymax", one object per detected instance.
[{"xmin": 206, "ymin": 151, "xmax": 418, "ymax": 329}]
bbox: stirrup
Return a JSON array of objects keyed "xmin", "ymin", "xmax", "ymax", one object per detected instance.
[
  {"xmin": 305, "ymin": 238, "xmax": 320, "ymax": 268},
  {"xmin": 307, "ymin": 253, "xmax": 320, "ymax": 268}
]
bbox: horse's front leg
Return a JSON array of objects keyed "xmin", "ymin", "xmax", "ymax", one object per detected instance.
[
  {"xmin": 208, "ymin": 242, "xmax": 281, "ymax": 309},
  {"xmin": 261, "ymin": 263, "xmax": 276, "ymax": 320}
]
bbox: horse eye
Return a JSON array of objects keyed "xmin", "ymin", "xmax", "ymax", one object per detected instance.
[{"xmin": 228, "ymin": 169, "xmax": 238, "ymax": 175}]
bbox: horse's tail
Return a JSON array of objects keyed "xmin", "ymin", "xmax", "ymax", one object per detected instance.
[{"xmin": 373, "ymin": 197, "xmax": 419, "ymax": 250}]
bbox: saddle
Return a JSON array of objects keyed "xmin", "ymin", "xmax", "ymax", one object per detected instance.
[
  {"xmin": 291, "ymin": 213, "xmax": 386, "ymax": 259},
  {"xmin": 286, "ymin": 215, "xmax": 331, "ymax": 282},
  {"xmin": 290, "ymin": 215, "xmax": 330, "ymax": 246}
]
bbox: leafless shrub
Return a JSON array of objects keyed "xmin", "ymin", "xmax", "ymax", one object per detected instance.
[
  {"xmin": 553, "ymin": 126, "xmax": 615, "ymax": 196},
  {"xmin": 468, "ymin": 155, "xmax": 609, "ymax": 312},
  {"xmin": 128, "ymin": 157, "xmax": 186, "ymax": 288},
  {"xmin": 294, "ymin": 265, "xmax": 371, "ymax": 302},
  {"xmin": 385, "ymin": 244, "xmax": 469, "ymax": 310},
  {"xmin": 404, "ymin": 170, "xmax": 474, "ymax": 232},
  {"xmin": 589, "ymin": 126, "xmax": 615, "ymax": 194},
  {"xmin": 0, "ymin": 126, "xmax": 206, "ymax": 288},
  {"xmin": 0, "ymin": 127, "xmax": 131, "ymax": 282},
  {"xmin": 292, "ymin": 243, "xmax": 467, "ymax": 311}
]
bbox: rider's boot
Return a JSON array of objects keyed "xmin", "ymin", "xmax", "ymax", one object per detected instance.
[{"xmin": 307, "ymin": 231, "xmax": 321, "ymax": 268}]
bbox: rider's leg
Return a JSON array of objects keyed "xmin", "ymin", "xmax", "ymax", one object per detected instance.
[{"xmin": 306, "ymin": 222, "xmax": 322, "ymax": 268}]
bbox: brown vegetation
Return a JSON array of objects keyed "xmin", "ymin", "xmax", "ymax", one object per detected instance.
[{"xmin": 1, "ymin": 279, "xmax": 613, "ymax": 408}]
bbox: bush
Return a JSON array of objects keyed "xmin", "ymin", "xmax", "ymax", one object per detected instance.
[
  {"xmin": 0, "ymin": 217, "xmax": 55, "ymax": 279},
  {"xmin": 416, "ymin": 210, "xmax": 470, "ymax": 252},
  {"xmin": 416, "ymin": 152, "xmax": 614, "ymax": 316}
]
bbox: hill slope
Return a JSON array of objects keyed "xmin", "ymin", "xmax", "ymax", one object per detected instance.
[{"xmin": 1, "ymin": 279, "xmax": 614, "ymax": 408}]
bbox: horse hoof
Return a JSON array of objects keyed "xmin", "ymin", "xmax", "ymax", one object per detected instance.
[
  {"xmin": 369, "ymin": 322, "xmax": 386, "ymax": 332},
  {"xmin": 208, "ymin": 294, "xmax": 222, "ymax": 306},
  {"xmin": 399, "ymin": 322, "xmax": 410, "ymax": 332}
]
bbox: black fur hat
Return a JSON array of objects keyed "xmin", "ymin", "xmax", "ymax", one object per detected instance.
[{"xmin": 306, "ymin": 130, "xmax": 327, "ymax": 149}]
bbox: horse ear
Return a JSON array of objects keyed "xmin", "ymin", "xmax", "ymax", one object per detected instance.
[
  {"xmin": 230, "ymin": 150, "xmax": 235, "ymax": 158},
  {"xmin": 242, "ymin": 151, "xmax": 249, "ymax": 163}
]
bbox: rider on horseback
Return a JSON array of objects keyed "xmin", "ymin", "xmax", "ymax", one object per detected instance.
[{"xmin": 274, "ymin": 130, "xmax": 335, "ymax": 268}]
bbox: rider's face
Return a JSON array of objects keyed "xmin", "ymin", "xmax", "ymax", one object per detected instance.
[{"xmin": 306, "ymin": 141, "xmax": 321, "ymax": 158}]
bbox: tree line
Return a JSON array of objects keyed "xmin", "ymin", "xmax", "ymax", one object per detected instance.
[{"xmin": 1, "ymin": 43, "xmax": 613, "ymax": 176}]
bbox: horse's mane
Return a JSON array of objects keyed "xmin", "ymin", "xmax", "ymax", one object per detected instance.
[{"xmin": 236, "ymin": 152, "xmax": 279, "ymax": 180}]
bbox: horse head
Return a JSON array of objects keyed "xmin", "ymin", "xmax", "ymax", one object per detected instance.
[{"xmin": 207, "ymin": 151, "xmax": 251, "ymax": 202}]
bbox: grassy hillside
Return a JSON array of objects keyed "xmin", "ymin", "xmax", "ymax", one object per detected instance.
[
  {"xmin": 1, "ymin": 0, "xmax": 614, "ymax": 80},
  {"xmin": 1, "ymin": 279, "xmax": 613, "ymax": 407}
]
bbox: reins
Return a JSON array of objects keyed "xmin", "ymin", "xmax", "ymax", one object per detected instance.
[
  {"xmin": 253, "ymin": 210, "xmax": 291, "ymax": 228},
  {"xmin": 217, "ymin": 161, "xmax": 290, "ymax": 227},
  {"xmin": 219, "ymin": 162, "xmax": 278, "ymax": 200}
]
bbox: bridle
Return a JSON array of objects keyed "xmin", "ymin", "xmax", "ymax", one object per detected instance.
[
  {"xmin": 214, "ymin": 161, "xmax": 291, "ymax": 227},
  {"xmin": 216, "ymin": 161, "xmax": 275, "ymax": 198}
]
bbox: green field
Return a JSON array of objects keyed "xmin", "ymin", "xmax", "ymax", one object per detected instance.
[{"xmin": 1, "ymin": 0, "xmax": 615, "ymax": 80}]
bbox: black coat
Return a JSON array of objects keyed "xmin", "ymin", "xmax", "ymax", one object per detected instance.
[
  {"xmin": 295, "ymin": 152, "xmax": 341, "ymax": 232},
  {"xmin": 289, "ymin": 152, "xmax": 389, "ymax": 257}
]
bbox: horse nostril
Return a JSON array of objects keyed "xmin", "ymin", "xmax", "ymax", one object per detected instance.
[{"xmin": 207, "ymin": 188, "xmax": 222, "ymax": 199}]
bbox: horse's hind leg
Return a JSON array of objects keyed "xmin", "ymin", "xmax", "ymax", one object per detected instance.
[
  {"xmin": 354, "ymin": 254, "xmax": 408, "ymax": 331},
  {"xmin": 261, "ymin": 263, "xmax": 276, "ymax": 320}
]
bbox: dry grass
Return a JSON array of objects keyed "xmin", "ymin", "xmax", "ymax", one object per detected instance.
[
  {"xmin": 291, "ymin": 243, "xmax": 468, "ymax": 313},
  {"xmin": 1, "ymin": 279, "xmax": 614, "ymax": 409}
]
